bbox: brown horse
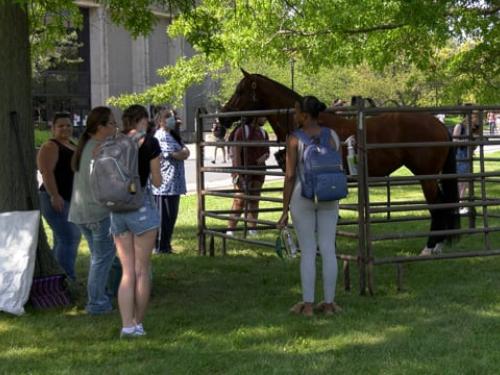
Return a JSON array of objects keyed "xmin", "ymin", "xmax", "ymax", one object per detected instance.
[{"xmin": 221, "ymin": 70, "xmax": 460, "ymax": 254}]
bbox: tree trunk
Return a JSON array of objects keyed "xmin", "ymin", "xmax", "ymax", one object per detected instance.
[{"xmin": 0, "ymin": 3, "xmax": 62, "ymax": 277}]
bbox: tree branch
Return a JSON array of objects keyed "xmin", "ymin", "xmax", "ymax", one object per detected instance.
[{"xmin": 277, "ymin": 22, "xmax": 406, "ymax": 37}]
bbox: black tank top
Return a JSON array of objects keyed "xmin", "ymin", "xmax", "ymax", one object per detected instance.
[{"xmin": 40, "ymin": 139, "xmax": 75, "ymax": 202}]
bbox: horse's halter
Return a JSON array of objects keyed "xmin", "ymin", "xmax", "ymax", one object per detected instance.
[
  {"xmin": 224, "ymin": 80, "xmax": 260, "ymax": 113},
  {"xmin": 250, "ymin": 80, "xmax": 257, "ymax": 103}
]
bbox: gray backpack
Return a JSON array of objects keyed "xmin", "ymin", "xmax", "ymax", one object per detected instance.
[{"xmin": 90, "ymin": 134, "xmax": 144, "ymax": 212}]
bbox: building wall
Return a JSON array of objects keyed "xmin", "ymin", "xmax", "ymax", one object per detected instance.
[
  {"xmin": 86, "ymin": 6, "xmax": 207, "ymax": 134},
  {"xmin": 33, "ymin": 4, "xmax": 211, "ymax": 134},
  {"xmin": 148, "ymin": 19, "xmax": 170, "ymax": 86}
]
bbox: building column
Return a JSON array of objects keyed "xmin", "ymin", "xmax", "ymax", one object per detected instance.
[
  {"xmin": 89, "ymin": 6, "xmax": 109, "ymax": 107},
  {"xmin": 132, "ymin": 36, "xmax": 149, "ymax": 93}
]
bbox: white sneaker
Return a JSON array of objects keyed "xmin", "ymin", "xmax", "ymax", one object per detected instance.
[
  {"xmin": 134, "ymin": 323, "xmax": 146, "ymax": 336},
  {"xmin": 459, "ymin": 207, "xmax": 469, "ymax": 215},
  {"xmin": 226, "ymin": 230, "xmax": 234, "ymax": 236},
  {"xmin": 120, "ymin": 327, "xmax": 141, "ymax": 339},
  {"xmin": 247, "ymin": 230, "xmax": 257, "ymax": 237}
]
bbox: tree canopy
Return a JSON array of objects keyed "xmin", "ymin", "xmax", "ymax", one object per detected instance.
[
  {"xmin": 19, "ymin": 0, "xmax": 500, "ymax": 105},
  {"xmin": 104, "ymin": 0, "xmax": 499, "ymax": 107}
]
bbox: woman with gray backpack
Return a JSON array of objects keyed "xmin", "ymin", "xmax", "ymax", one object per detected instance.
[
  {"xmin": 108, "ymin": 105, "xmax": 162, "ymax": 338},
  {"xmin": 277, "ymin": 96, "xmax": 344, "ymax": 317}
]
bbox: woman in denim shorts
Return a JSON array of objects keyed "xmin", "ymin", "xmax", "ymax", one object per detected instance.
[{"xmin": 110, "ymin": 105, "xmax": 162, "ymax": 338}]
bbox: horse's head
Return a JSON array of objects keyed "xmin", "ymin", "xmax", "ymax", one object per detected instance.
[
  {"xmin": 219, "ymin": 69, "xmax": 266, "ymax": 128},
  {"xmin": 220, "ymin": 70, "xmax": 301, "ymax": 141}
]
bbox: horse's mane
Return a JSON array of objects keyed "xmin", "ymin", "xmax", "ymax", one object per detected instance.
[{"xmin": 253, "ymin": 73, "xmax": 302, "ymax": 103}]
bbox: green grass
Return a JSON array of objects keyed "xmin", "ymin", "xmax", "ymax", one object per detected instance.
[
  {"xmin": 2, "ymin": 155, "xmax": 500, "ymax": 374},
  {"xmin": 444, "ymin": 115, "xmax": 462, "ymax": 127},
  {"xmin": 34, "ymin": 129, "xmax": 51, "ymax": 148}
]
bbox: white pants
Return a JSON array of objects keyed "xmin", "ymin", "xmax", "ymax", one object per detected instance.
[{"xmin": 290, "ymin": 184, "xmax": 339, "ymax": 304}]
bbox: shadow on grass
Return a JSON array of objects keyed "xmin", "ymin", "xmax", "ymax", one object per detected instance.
[{"xmin": 2, "ymin": 250, "xmax": 500, "ymax": 374}]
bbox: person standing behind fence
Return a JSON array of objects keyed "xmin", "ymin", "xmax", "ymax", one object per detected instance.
[
  {"xmin": 152, "ymin": 111, "xmax": 189, "ymax": 254},
  {"xmin": 226, "ymin": 116, "xmax": 269, "ymax": 237},
  {"xmin": 38, "ymin": 112, "xmax": 81, "ymax": 281},
  {"xmin": 487, "ymin": 112, "xmax": 496, "ymax": 134},
  {"xmin": 453, "ymin": 112, "xmax": 480, "ymax": 214},
  {"xmin": 110, "ymin": 105, "xmax": 162, "ymax": 338},
  {"xmin": 211, "ymin": 118, "xmax": 227, "ymax": 164},
  {"xmin": 69, "ymin": 107, "xmax": 117, "ymax": 315},
  {"xmin": 277, "ymin": 96, "xmax": 342, "ymax": 317}
]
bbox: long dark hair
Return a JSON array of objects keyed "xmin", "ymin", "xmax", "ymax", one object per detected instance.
[
  {"xmin": 166, "ymin": 110, "xmax": 184, "ymax": 146},
  {"xmin": 122, "ymin": 104, "xmax": 149, "ymax": 134},
  {"xmin": 72, "ymin": 106, "xmax": 112, "ymax": 171}
]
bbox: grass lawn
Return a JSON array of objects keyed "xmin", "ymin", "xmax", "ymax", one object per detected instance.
[
  {"xmin": 2, "ymin": 154, "xmax": 500, "ymax": 374},
  {"xmin": 35, "ymin": 129, "xmax": 52, "ymax": 148}
]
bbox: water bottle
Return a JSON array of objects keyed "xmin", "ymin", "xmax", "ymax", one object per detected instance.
[
  {"xmin": 282, "ymin": 228, "xmax": 297, "ymax": 257},
  {"xmin": 346, "ymin": 135, "xmax": 358, "ymax": 176}
]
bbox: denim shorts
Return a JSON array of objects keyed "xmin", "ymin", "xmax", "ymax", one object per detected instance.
[{"xmin": 110, "ymin": 194, "xmax": 160, "ymax": 236}]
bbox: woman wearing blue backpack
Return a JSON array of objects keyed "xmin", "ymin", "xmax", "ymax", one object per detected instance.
[{"xmin": 278, "ymin": 96, "xmax": 343, "ymax": 317}]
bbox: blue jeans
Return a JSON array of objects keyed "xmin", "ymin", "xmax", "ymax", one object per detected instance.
[
  {"xmin": 39, "ymin": 191, "xmax": 81, "ymax": 280},
  {"xmin": 78, "ymin": 217, "xmax": 116, "ymax": 314}
]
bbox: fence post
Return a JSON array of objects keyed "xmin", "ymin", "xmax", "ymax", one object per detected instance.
[
  {"xmin": 196, "ymin": 108, "xmax": 207, "ymax": 255},
  {"xmin": 356, "ymin": 100, "xmax": 368, "ymax": 295}
]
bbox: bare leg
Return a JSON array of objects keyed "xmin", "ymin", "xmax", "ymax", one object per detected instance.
[
  {"xmin": 247, "ymin": 180, "xmax": 263, "ymax": 229},
  {"xmin": 212, "ymin": 147, "xmax": 217, "ymax": 163},
  {"xmin": 222, "ymin": 147, "xmax": 226, "ymax": 163},
  {"xmin": 227, "ymin": 195, "xmax": 244, "ymax": 229},
  {"xmin": 133, "ymin": 228, "xmax": 156, "ymax": 325},
  {"xmin": 114, "ymin": 232, "xmax": 135, "ymax": 328},
  {"xmin": 459, "ymin": 182, "xmax": 468, "ymax": 201}
]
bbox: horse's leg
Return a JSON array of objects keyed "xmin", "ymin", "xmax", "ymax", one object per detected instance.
[{"xmin": 419, "ymin": 180, "xmax": 447, "ymax": 255}]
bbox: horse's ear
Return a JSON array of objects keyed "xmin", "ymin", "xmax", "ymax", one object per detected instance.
[{"xmin": 241, "ymin": 68, "xmax": 250, "ymax": 77}]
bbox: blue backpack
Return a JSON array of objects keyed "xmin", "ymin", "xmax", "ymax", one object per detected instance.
[{"xmin": 294, "ymin": 127, "xmax": 348, "ymax": 202}]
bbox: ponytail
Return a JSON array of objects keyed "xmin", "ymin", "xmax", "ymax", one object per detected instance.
[
  {"xmin": 72, "ymin": 106, "xmax": 112, "ymax": 172},
  {"xmin": 72, "ymin": 131, "xmax": 90, "ymax": 172}
]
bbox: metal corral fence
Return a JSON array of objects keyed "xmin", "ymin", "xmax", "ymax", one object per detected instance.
[{"xmin": 195, "ymin": 104, "xmax": 500, "ymax": 294}]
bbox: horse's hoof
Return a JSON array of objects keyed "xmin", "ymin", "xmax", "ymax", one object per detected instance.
[
  {"xmin": 419, "ymin": 247, "xmax": 433, "ymax": 256},
  {"xmin": 420, "ymin": 243, "xmax": 444, "ymax": 256},
  {"xmin": 433, "ymin": 242, "xmax": 444, "ymax": 255}
]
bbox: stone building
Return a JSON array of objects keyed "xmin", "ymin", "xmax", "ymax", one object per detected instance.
[{"xmin": 32, "ymin": 1, "xmax": 209, "ymax": 136}]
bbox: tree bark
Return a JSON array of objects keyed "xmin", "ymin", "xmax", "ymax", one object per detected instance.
[{"xmin": 0, "ymin": 3, "xmax": 62, "ymax": 277}]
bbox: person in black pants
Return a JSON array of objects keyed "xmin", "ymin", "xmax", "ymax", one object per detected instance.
[{"xmin": 152, "ymin": 110, "xmax": 189, "ymax": 254}]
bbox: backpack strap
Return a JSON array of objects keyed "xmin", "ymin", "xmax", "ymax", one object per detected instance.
[
  {"xmin": 318, "ymin": 127, "xmax": 340, "ymax": 151},
  {"xmin": 293, "ymin": 129, "xmax": 312, "ymax": 191},
  {"xmin": 293, "ymin": 129, "xmax": 312, "ymax": 147}
]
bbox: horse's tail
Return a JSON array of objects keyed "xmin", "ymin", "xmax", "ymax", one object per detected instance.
[{"xmin": 440, "ymin": 134, "xmax": 460, "ymax": 242}]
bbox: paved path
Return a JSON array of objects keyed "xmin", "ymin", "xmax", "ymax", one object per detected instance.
[{"xmin": 184, "ymin": 143, "xmax": 283, "ymax": 194}]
